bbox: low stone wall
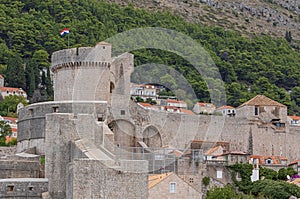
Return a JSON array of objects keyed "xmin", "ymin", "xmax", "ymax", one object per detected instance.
[
  {"xmin": 0, "ymin": 146, "xmax": 17, "ymax": 157},
  {"xmin": 69, "ymin": 159, "xmax": 148, "ymax": 199},
  {"xmin": 0, "ymin": 153, "xmax": 40, "ymax": 179},
  {"xmin": 0, "ymin": 178, "xmax": 48, "ymax": 198}
]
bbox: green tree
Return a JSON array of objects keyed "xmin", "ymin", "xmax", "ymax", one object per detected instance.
[
  {"xmin": 5, "ymin": 53, "xmax": 26, "ymax": 89},
  {"xmin": 259, "ymin": 166, "xmax": 278, "ymax": 180},
  {"xmin": 0, "ymin": 95, "xmax": 28, "ymax": 117},
  {"xmin": 291, "ymin": 86, "xmax": 300, "ymax": 107},
  {"xmin": 251, "ymin": 179, "xmax": 300, "ymax": 199},
  {"xmin": 206, "ymin": 185, "xmax": 254, "ymax": 199},
  {"xmin": 0, "ymin": 121, "xmax": 12, "ymax": 146},
  {"xmin": 278, "ymin": 168, "xmax": 297, "ymax": 180},
  {"xmin": 45, "ymin": 67, "xmax": 53, "ymax": 99}
]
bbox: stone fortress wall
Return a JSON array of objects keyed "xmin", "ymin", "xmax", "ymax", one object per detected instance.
[
  {"xmin": 18, "ymin": 42, "xmax": 300, "ymax": 161},
  {"xmin": 13, "ymin": 42, "xmax": 300, "ymax": 198}
]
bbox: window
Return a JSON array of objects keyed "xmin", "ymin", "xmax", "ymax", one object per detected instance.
[
  {"xmin": 254, "ymin": 106, "xmax": 259, "ymax": 116},
  {"xmin": 97, "ymin": 114, "xmax": 104, "ymax": 122},
  {"xmin": 170, "ymin": 182, "xmax": 176, "ymax": 193},
  {"xmin": 266, "ymin": 158, "xmax": 273, "ymax": 165},
  {"xmin": 217, "ymin": 170, "xmax": 223, "ymax": 179},
  {"xmin": 120, "ymin": 110, "xmax": 125, "ymax": 115},
  {"xmin": 189, "ymin": 178, "xmax": 194, "ymax": 183},
  {"xmin": 7, "ymin": 185, "xmax": 14, "ymax": 192},
  {"xmin": 52, "ymin": 106, "xmax": 59, "ymax": 113}
]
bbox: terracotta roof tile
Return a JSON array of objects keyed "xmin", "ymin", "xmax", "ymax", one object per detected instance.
[
  {"xmin": 0, "ymin": 87, "xmax": 26, "ymax": 93},
  {"xmin": 288, "ymin": 116, "xmax": 300, "ymax": 121},
  {"xmin": 138, "ymin": 102, "xmax": 152, "ymax": 107},
  {"xmin": 249, "ymin": 155, "xmax": 287, "ymax": 165},
  {"xmin": 223, "ymin": 151, "xmax": 248, "ymax": 155},
  {"xmin": 216, "ymin": 105, "xmax": 234, "ymax": 110},
  {"xmin": 205, "ymin": 146, "xmax": 223, "ymax": 155},
  {"xmin": 288, "ymin": 158, "xmax": 300, "ymax": 166},
  {"xmin": 166, "ymin": 99, "xmax": 186, "ymax": 104},
  {"xmin": 148, "ymin": 172, "xmax": 173, "ymax": 189},
  {"xmin": 2, "ymin": 117, "xmax": 18, "ymax": 124},
  {"xmin": 238, "ymin": 95, "xmax": 285, "ymax": 108},
  {"xmin": 180, "ymin": 109, "xmax": 195, "ymax": 115},
  {"xmin": 197, "ymin": 102, "xmax": 215, "ymax": 107}
]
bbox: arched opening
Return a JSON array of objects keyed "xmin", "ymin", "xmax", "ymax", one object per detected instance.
[
  {"xmin": 142, "ymin": 126, "xmax": 162, "ymax": 148},
  {"xmin": 110, "ymin": 82, "xmax": 115, "ymax": 93},
  {"xmin": 108, "ymin": 120, "xmax": 136, "ymax": 148}
]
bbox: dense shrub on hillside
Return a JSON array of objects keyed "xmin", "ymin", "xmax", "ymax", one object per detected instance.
[{"xmin": 0, "ymin": 0, "xmax": 300, "ymax": 113}]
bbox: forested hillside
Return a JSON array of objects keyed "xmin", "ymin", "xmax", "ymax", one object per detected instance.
[{"xmin": 1, "ymin": 0, "xmax": 300, "ymax": 114}]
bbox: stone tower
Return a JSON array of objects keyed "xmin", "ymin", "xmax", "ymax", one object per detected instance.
[{"xmin": 51, "ymin": 42, "xmax": 112, "ymax": 101}]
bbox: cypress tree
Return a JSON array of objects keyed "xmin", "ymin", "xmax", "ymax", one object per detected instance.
[{"xmin": 5, "ymin": 54, "xmax": 26, "ymax": 89}]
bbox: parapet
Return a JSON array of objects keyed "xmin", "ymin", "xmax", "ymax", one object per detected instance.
[{"xmin": 51, "ymin": 42, "xmax": 112, "ymax": 72}]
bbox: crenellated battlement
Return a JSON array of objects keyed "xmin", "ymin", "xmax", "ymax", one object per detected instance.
[
  {"xmin": 51, "ymin": 42, "xmax": 112, "ymax": 72},
  {"xmin": 51, "ymin": 61, "xmax": 111, "ymax": 73}
]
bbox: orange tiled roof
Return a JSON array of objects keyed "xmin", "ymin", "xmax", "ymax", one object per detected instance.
[
  {"xmin": 205, "ymin": 146, "xmax": 223, "ymax": 156},
  {"xmin": 138, "ymin": 102, "xmax": 152, "ymax": 107},
  {"xmin": 180, "ymin": 109, "xmax": 194, "ymax": 115},
  {"xmin": 249, "ymin": 155, "xmax": 287, "ymax": 165},
  {"xmin": 197, "ymin": 102, "xmax": 214, "ymax": 107},
  {"xmin": 288, "ymin": 158, "xmax": 300, "ymax": 166},
  {"xmin": 169, "ymin": 150, "xmax": 183, "ymax": 157},
  {"xmin": 3, "ymin": 116, "xmax": 18, "ymax": 124},
  {"xmin": 163, "ymin": 106, "xmax": 179, "ymax": 110},
  {"xmin": 223, "ymin": 151, "xmax": 248, "ymax": 155},
  {"xmin": 0, "ymin": 87, "xmax": 26, "ymax": 93},
  {"xmin": 148, "ymin": 172, "xmax": 173, "ymax": 189},
  {"xmin": 288, "ymin": 116, "xmax": 300, "ymax": 121},
  {"xmin": 238, "ymin": 95, "xmax": 285, "ymax": 108},
  {"xmin": 216, "ymin": 105, "xmax": 234, "ymax": 110},
  {"xmin": 166, "ymin": 99, "xmax": 186, "ymax": 104}
]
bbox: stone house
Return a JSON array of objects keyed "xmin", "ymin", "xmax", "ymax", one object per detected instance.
[
  {"xmin": 219, "ymin": 151, "xmax": 249, "ymax": 165},
  {"xmin": 161, "ymin": 99, "xmax": 187, "ymax": 109},
  {"xmin": 204, "ymin": 146, "xmax": 224, "ymax": 161},
  {"xmin": 130, "ymin": 83, "xmax": 158, "ymax": 100},
  {"xmin": 287, "ymin": 115, "xmax": 300, "ymax": 126},
  {"xmin": 0, "ymin": 87, "xmax": 27, "ymax": 99},
  {"xmin": 148, "ymin": 172, "xmax": 202, "ymax": 199},
  {"xmin": 0, "ymin": 75, "xmax": 27, "ymax": 99},
  {"xmin": 249, "ymin": 155, "xmax": 288, "ymax": 171},
  {"xmin": 193, "ymin": 102, "xmax": 216, "ymax": 114},
  {"xmin": 288, "ymin": 159, "xmax": 300, "ymax": 174},
  {"xmin": 215, "ymin": 105, "xmax": 235, "ymax": 116},
  {"xmin": 236, "ymin": 95, "xmax": 287, "ymax": 124}
]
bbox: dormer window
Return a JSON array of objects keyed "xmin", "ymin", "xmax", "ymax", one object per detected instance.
[{"xmin": 265, "ymin": 158, "xmax": 273, "ymax": 165}]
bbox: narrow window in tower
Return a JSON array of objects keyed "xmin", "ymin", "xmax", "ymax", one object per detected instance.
[{"xmin": 254, "ymin": 106, "xmax": 259, "ymax": 116}]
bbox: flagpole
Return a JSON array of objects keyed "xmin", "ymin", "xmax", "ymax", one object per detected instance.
[{"xmin": 68, "ymin": 33, "xmax": 70, "ymax": 49}]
